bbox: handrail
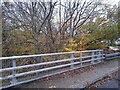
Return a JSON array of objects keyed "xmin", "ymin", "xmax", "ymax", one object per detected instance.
[
  {"xmin": 0, "ymin": 54, "xmax": 102, "ymax": 72},
  {"xmin": 0, "ymin": 49, "xmax": 102, "ymax": 60},
  {"xmin": 0, "ymin": 57, "xmax": 80, "ymax": 72},
  {"xmin": 0, "ymin": 57, "xmax": 106, "ymax": 81},
  {"xmin": 1, "ymin": 49, "xmax": 119, "ymax": 89},
  {"xmin": 0, "ymin": 54, "xmax": 103, "ymax": 72}
]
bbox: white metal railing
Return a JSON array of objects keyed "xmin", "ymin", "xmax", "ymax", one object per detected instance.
[
  {"xmin": 0, "ymin": 49, "xmax": 119, "ymax": 89},
  {"xmin": 105, "ymin": 52, "xmax": 120, "ymax": 60},
  {"xmin": 0, "ymin": 49, "xmax": 102, "ymax": 60}
]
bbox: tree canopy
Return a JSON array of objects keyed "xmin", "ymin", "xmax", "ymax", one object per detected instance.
[{"xmin": 1, "ymin": 0, "xmax": 119, "ymax": 56}]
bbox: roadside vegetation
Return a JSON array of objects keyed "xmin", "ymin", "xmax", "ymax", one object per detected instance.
[{"xmin": 1, "ymin": 1, "xmax": 119, "ymax": 57}]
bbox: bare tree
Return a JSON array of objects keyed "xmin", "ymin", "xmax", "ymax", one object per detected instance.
[
  {"xmin": 2, "ymin": 0, "xmax": 101, "ymax": 56},
  {"xmin": 2, "ymin": 1, "xmax": 57, "ymax": 54}
]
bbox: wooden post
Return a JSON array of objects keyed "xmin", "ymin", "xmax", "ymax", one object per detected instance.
[
  {"xmin": 80, "ymin": 52, "xmax": 82, "ymax": 67},
  {"xmin": 70, "ymin": 53, "xmax": 74, "ymax": 68},
  {"xmin": 11, "ymin": 59, "xmax": 17, "ymax": 85}
]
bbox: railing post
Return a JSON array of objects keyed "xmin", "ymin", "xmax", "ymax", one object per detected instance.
[
  {"xmin": 11, "ymin": 59, "xmax": 17, "ymax": 85},
  {"xmin": 91, "ymin": 51, "xmax": 95, "ymax": 64},
  {"xmin": 80, "ymin": 52, "xmax": 82, "ymax": 67},
  {"xmin": 98, "ymin": 51, "xmax": 101, "ymax": 63},
  {"xmin": 70, "ymin": 53, "xmax": 74, "ymax": 68},
  {"xmin": 36, "ymin": 56, "xmax": 42, "ymax": 76},
  {"xmin": 37, "ymin": 56, "xmax": 42, "ymax": 63},
  {"xmin": 101, "ymin": 50, "xmax": 104, "ymax": 62}
]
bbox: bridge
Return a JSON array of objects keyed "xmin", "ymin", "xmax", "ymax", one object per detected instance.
[{"xmin": 0, "ymin": 49, "xmax": 120, "ymax": 89}]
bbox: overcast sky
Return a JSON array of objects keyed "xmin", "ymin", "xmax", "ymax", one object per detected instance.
[
  {"xmin": 1, "ymin": 0, "xmax": 119, "ymax": 9},
  {"xmin": 2, "ymin": 0, "xmax": 120, "ymax": 5},
  {"xmin": 101, "ymin": 0, "xmax": 119, "ymax": 5}
]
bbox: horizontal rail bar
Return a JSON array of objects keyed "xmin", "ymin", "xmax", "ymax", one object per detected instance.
[
  {"xmin": 0, "ymin": 57, "xmax": 105, "ymax": 80},
  {"xmin": 82, "ymin": 57, "xmax": 105, "ymax": 63},
  {"xmin": 2, "ymin": 61, "xmax": 103, "ymax": 89},
  {"xmin": 1, "ymin": 50, "xmax": 120, "ymax": 89},
  {"xmin": 0, "ymin": 62, "xmax": 81, "ymax": 80},
  {"xmin": 81, "ymin": 54, "xmax": 103, "ymax": 59},
  {"xmin": 105, "ymin": 53, "xmax": 120, "ymax": 57},
  {"xmin": 0, "ymin": 54, "xmax": 103, "ymax": 72},
  {"xmin": 0, "ymin": 49, "xmax": 103, "ymax": 60},
  {"xmin": 0, "ymin": 57, "xmax": 80, "ymax": 72},
  {"xmin": 105, "ymin": 56, "xmax": 120, "ymax": 60}
]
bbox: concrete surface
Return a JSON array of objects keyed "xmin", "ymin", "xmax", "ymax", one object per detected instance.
[{"xmin": 13, "ymin": 59, "xmax": 119, "ymax": 88}]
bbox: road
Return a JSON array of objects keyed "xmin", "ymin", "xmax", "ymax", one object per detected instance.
[{"xmin": 98, "ymin": 69, "xmax": 120, "ymax": 88}]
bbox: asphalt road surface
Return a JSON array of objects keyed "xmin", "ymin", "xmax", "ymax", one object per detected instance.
[{"xmin": 98, "ymin": 69, "xmax": 120, "ymax": 89}]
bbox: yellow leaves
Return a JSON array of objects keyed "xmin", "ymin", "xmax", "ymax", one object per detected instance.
[
  {"xmin": 71, "ymin": 43, "xmax": 77, "ymax": 47},
  {"xmin": 88, "ymin": 43, "xmax": 107, "ymax": 50},
  {"xmin": 64, "ymin": 38, "xmax": 78, "ymax": 52},
  {"xmin": 64, "ymin": 48, "xmax": 73, "ymax": 52},
  {"xmin": 69, "ymin": 38, "xmax": 75, "ymax": 43}
]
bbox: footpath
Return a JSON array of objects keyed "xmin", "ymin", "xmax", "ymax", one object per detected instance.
[{"xmin": 14, "ymin": 59, "xmax": 119, "ymax": 88}]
